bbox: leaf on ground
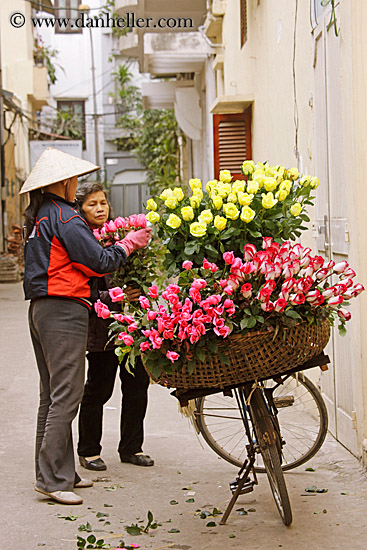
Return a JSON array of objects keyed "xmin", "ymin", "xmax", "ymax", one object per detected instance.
[
  {"xmin": 186, "ymin": 498, "xmax": 195, "ymax": 503},
  {"xmin": 247, "ymin": 508, "xmax": 256, "ymax": 513},
  {"xmin": 229, "ymin": 534, "xmax": 236, "ymax": 538},
  {"xmin": 78, "ymin": 522, "xmax": 92, "ymax": 532},
  {"xmin": 305, "ymin": 467, "xmax": 316, "ymax": 472},
  {"xmin": 168, "ymin": 528, "xmax": 180, "ymax": 533},
  {"xmin": 305, "ymin": 485, "xmax": 318, "ymax": 493},
  {"xmin": 96, "ymin": 512, "xmax": 109, "ymax": 518},
  {"xmin": 206, "ymin": 521, "xmax": 216, "ymax": 527},
  {"xmin": 125, "ymin": 525, "xmax": 142, "ymax": 536},
  {"xmin": 341, "ymin": 491, "xmax": 349, "ymax": 495},
  {"xmin": 316, "ymin": 488, "xmax": 328, "ymax": 493},
  {"xmin": 57, "ymin": 512, "xmax": 81, "ymax": 521},
  {"xmin": 170, "ymin": 500, "xmax": 179, "ymax": 505},
  {"xmin": 104, "ymin": 484, "xmax": 123, "ymax": 491},
  {"xmin": 103, "ymin": 503, "xmax": 113, "ymax": 507}
]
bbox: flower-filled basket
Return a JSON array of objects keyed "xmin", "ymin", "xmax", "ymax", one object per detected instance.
[{"xmin": 94, "ymin": 162, "xmax": 364, "ymax": 390}]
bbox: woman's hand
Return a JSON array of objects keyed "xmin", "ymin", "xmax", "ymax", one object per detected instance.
[
  {"xmin": 117, "ymin": 228, "xmax": 152, "ymax": 256},
  {"xmin": 125, "ymin": 286, "xmax": 141, "ymax": 302}
]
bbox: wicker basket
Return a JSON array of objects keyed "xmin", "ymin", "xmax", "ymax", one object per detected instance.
[{"xmin": 144, "ymin": 319, "xmax": 330, "ymax": 390}]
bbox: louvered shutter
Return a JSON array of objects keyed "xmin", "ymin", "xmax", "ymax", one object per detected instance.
[{"xmin": 213, "ymin": 109, "xmax": 252, "ymax": 179}]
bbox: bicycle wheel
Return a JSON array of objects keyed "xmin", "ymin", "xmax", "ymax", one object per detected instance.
[
  {"xmin": 249, "ymin": 388, "xmax": 292, "ymax": 526},
  {"xmin": 194, "ymin": 373, "xmax": 328, "ymax": 471}
]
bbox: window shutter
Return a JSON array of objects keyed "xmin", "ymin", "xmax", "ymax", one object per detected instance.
[{"xmin": 213, "ymin": 108, "xmax": 252, "ymax": 179}]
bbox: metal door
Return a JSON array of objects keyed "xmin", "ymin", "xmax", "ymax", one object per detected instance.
[{"xmin": 312, "ymin": 5, "xmax": 358, "ymax": 455}]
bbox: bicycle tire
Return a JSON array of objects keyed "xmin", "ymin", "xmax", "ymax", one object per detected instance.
[
  {"xmin": 249, "ymin": 388, "xmax": 292, "ymax": 526},
  {"xmin": 194, "ymin": 373, "xmax": 328, "ymax": 472}
]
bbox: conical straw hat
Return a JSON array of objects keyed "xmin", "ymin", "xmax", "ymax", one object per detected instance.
[{"xmin": 19, "ymin": 147, "xmax": 100, "ymax": 194}]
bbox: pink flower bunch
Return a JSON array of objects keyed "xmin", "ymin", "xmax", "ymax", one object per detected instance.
[
  {"xmin": 93, "ymin": 214, "xmax": 147, "ymax": 242},
  {"xmin": 95, "ymin": 274, "xmax": 236, "ymax": 365},
  {"xmin": 219, "ymin": 237, "xmax": 364, "ymax": 324}
]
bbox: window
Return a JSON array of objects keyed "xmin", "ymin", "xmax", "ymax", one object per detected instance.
[
  {"xmin": 56, "ymin": 100, "xmax": 86, "ymax": 148},
  {"xmin": 213, "ymin": 108, "xmax": 252, "ymax": 180},
  {"xmin": 240, "ymin": 0, "xmax": 247, "ymax": 47},
  {"xmin": 55, "ymin": 0, "xmax": 82, "ymax": 33}
]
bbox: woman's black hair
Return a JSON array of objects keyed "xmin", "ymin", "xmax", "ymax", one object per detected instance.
[
  {"xmin": 74, "ymin": 182, "xmax": 110, "ymax": 215},
  {"xmin": 23, "ymin": 189, "xmax": 45, "ymax": 241}
]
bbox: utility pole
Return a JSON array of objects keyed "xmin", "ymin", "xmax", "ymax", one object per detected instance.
[{"xmin": 79, "ymin": 4, "xmax": 100, "ymax": 180}]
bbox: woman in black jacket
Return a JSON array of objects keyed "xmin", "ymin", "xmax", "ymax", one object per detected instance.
[
  {"xmin": 75, "ymin": 182, "xmax": 153, "ymax": 472},
  {"xmin": 21, "ymin": 148, "xmax": 152, "ymax": 506}
]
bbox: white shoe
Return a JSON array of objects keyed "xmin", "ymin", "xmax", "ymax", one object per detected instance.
[
  {"xmin": 35, "ymin": 486, "xmax": 83, "ymax": 505},
  {"xmin": 74, "ymin": 478, "xmax": 93, "ymax": 489}
]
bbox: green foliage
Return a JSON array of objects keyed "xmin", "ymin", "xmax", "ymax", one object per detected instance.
[{"xmin": 33, "ymin": 37, "xmax": 64, "ymax": 84}]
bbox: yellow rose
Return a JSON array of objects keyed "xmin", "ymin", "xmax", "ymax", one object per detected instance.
[
  {"xmin": 190, "ymin": 195, "xmax": 201, "ymax": 208},
  {"xmin": 276, "ymin": 166, "xmax": 286, "ymax": 180},
  {"xmin": 146, "ymin": 198, "xmax": 157, "ymax": 211},
  {"xmin": 232, "ymin": 180, "xmax": 246, "ymax": 193},
  {"xmin": 165, "ymin": 195, "xmax": 178, "ymax": 209},
  {"xmin": 219, "ymin": 169, "xmax": 232, "ymax": 183},
  {"xmin": 190, "ymin": 221, "xmax": 207, "ymax": 238},
  {"xmin": 265, "ymin": 166, "xmax": 277, "ymax": 178},
  {"xmin": 246, "ymin": 180, "xmax": 259, "ymax": 195},
  {"xmin": 240, "ymin": 206, "xmax": 256, "ymax": 223},
  {"xmin": 242, "ymin": 160, "xmax": 255, "ymax": 175},
  {"xmin": 198, "ymin": 209, "xmax": 214, "ymax": 224},
  {"xmin": 279, "ymin": 180, "xmax": 292, "ymax": 193},
  {"xmin": 262, "ymin": 192, "xmax": 278, "ymax": 209},
  {"xmin": 256, "ymin": 162, "xmax": 266, "ymax": 171},
  {"xmin": 214, "ymin": 215, "xmax": 227, "ymax": 231},
  {"xmin": 217, "ymin": 182, "xmax": 231, "ymax": 198},
  {"xmin": 237, "ymin": 192, "xmax": 254, "ymax": 206},
  {"xmin": 211, "ymin": 195, "xmax": 223, "ymax": 210},
  {"xmin": 193, "ymin": 188, "xmax": 203, "ymax": 201},
  {"xmin": 206, "ymin": 180, "xmax": 218, "ymax": 193},
  {"xmin": 172, "ymin": 187, "xmax": 184, "ymax": 201},
  {"xmin": 310, "ymin": 176, "xmax": 319, "ymax": 189},
  {"xmin": 181, "ymin": 206, "xmax": 195, "ymax": 221},
  {"xmin": 189, "ymin": 178, "xmax": 202, "ymax": 191},
  {"xmin": 166, "ymin": 213, "xmax": 181, "ymax": 229},
  {"xmin": 227, "ymin": 192, "xmax": 238, "ymax": 203},
  {"xmin": 159, "ymin": 188, "xmax": 173, "ymax": 200},
  {"xmin": 146, "ymin": 211, "xmax": 160, "ymax": 224},
  {"xmin": 300, "ymin": 175, "xmax": 311, "ymax": 187},
  {"xmin": 288, "ymin": 167, "xmax": 299, "ymax": 180},
  {"xmin": 290, "ymin": 202, "xmax": 302, "ymax": 216},
  {"xmin": 223, "ymin": 202, "xmax": 240, "ymax": 220},
  {"xmin": 275, "ymin": 189, "xmax": 288, "ymax": 201},
  {"xmin": 252, "ymin": 172, "xmax": 266, "ymax": 188},
  {"xmin": 264, "ymin": 176, "xmax": 277, "ymax": 192}
]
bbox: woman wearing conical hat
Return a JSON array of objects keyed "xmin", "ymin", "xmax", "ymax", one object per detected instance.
[{"xmin": 20, "ymin": 148, "xmax": 152, "ymax": 506}]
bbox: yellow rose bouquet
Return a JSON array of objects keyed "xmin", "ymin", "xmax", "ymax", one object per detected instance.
[{"xmin": 145, "ymin": 161, "xmax": 319, "ymax": 275}]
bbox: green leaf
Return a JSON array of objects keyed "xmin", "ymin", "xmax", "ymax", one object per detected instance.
[
  {"xmin": 246, "ymin": 317, "xmax": 257, "ymax": 329},
  {"xmin": 196, "ymin": 348, "xmax": 206, "ymax": 362},
  {"xmin": 284, "ymin": 309, "xmax": 302, "ymax": 320},
  {"xmin": 168, "ymin": 528, "xmax": 180, "ymax": 533},
  {"xmin": 170, "ymin": 500, "xmax": 179, "ymax": 505},
  {"xmin": 240, "ymin": 318, "xmax": 248, "ymax": 330},
  {"xmin": 305, "ymin": 467, "xmax": 315, "ymax": 472},
  {"xmin": 96, "ymin": 512, "xmax": 109, "ymax": 518},
  {"xmin": 87, "ymin": 535, "xmax": 96, "ymax": 544},
  {"xmin": 125, "ymin": 525, "xmax": 142, "ymax": 536},
  {"xmin": 206, "ymin": 521, "xmax": 216, "ymax": 527},
  {"xmin": 187, "ymin": 360, "xmax": 196, "ymax": 374},
  {"xmin": 186, "ymin": 498, "xmax": 195, "ymax": 503}
]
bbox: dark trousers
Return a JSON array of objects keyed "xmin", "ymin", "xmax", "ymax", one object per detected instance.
[
  {"xmin": 77, "ymin": 350, "xmax": 150, "ymax": 458},
  {"xmin": 29, "ymin": 298, "xmax": 88, "ymax": 492}
]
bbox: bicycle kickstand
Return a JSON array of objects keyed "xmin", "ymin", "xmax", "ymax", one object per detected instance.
[{"xmin": 220, "ymin": 456, "xmax": 257, "ymax": 525}]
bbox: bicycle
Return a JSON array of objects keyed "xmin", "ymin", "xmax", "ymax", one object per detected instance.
[
  {"xmin": 194, "ymin": 372, "xmax": 328, "ymax": 472},
  {"xmin": 174, "ymin": 352, "xmax": 329, "ymax": 525}
]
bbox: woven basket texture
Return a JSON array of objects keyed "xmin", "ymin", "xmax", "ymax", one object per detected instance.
[{"xmin": 144, "ymin": 319, "xmax": 330, "ymax": 390}]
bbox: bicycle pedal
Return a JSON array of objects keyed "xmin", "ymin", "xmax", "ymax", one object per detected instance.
[{"xmin": 230, "ymin": 478, "xmax": 254, "ymax": 495}]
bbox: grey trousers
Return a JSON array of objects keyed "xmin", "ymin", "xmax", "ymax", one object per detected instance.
[{"xmin": 29, "ymin": 298, "xmax": 89, "ymax": 492}]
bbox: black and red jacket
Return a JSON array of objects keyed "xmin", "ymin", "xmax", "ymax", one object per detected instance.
[{"xmin": 23, "ymin": 193, "xmax": 126, "ymax": 305}]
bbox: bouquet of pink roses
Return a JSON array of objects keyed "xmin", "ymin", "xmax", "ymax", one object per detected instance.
[
  {"xmin": 93, "ymin": 213, "xmax": 166, "ymax": 294},
  {"xmin": 94, "ymin": 237, "xmax": 364, "ymax": 378}
]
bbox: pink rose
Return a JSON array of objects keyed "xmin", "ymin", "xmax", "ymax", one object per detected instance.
[
  {"xmin": 223, "ymin": 285, "xmax": 234, "ymax": 296},
  {"xmin": 127, "ymin": 322, "xmax": 138, "ymax": 332},
  {"xmin": 140, "ymin": 341, "xmax": 151, "ymax": 351},
  {"xmin": 203, "ymin": 258, "xmax": 212, "ymax": 270},
  {"xmin": 289, "ymin": 293, "xmax": 306, "ymax": 306},
  {"xmin": 327, "ymin": 295, "xmax": 344, "ymax": 308},
  {"xmin": 333, "ymin": 261, "xmax": 348, "ymax": 274},
  {"xmin": 128, "ymin": 214, "xmax": 139, "ymax": 228},
  {"xmin": 147, "ymin": 310, "xmax": 158, "ymax": 321},
  {"xmin": 223, "ymin": 251, "xmax": 235, "ymax": 265},
  {"xmin": 351, "ymin": 283, "xmax": 365, "ymax": 297},
  {"xmin": 114, "ymin": 216, "xmax": 126, "ymax": 229},
  {"xmin": 274, "ymin": 298, "xmax": 287, "ymax": 313},
  {"xmin": 139, "ymin": 296, "xmax": 150, "ymax": 309},
  {"xmin": 261, "ymin": 301, "xmax": 274, "ymax": 312},
  {"xmin": 340, "ymin": 268, "xmax": 356, "ymax": 279},
  {"xmin": 313, "ymin": 256, "xmax": 325, "ymax": 270},
  {"xmin": 92, "ymin": 229, "xmax": 101, "ymax": 240},
  {"xmin": 241, "ymin": 283, "xmax": 252, "ymax": 298},
  {"xmin": 306, "ymin": 290, "xmax": 324, "ymax": 306},
  {"xmin": 166, "ymin": 350, "xmax": 180, "ymax": 362},
  {"xmin": 262, "ymin": 237, "xmax": 273, "ymax": 249},
  {"xmin": 189, "ymin": 287, "xmax": 201, "ymax": 303},
  {"xmin": 94, "ymin": 299, "xmax": 110, "ymax": 319},
  {"xmin": 148, "ymin": 285, "xmax": 159, "ymax": 299},
  {"xmin": 224, "ymin": 299, "xmax": 234, "ymax": 309},
  {"xmin": 257, "ymin": 287, "xmax": 272, "ymax": 302},
  {"xmin": 242, "ymin": 262, "xmax": 256, "ymax": 275},
  {"xmin": 219, "ymin": 279, "xmax": 228, "ymax": 289},
  {"xmin": 243, "ymin": 243, "xmax": 257, "ymax": 260},
  {"xmin": 108, "ymin": 287, "xmax": 126, "ymax": 302},
  {"xmin": 136, "ymin": 214, "xmax": 147, "ymax": 228},
  {"xmin": 337, "ymin": 308, "xmax": 351, "ymax": 321},
  {"xmin": 118, "ymin": 332, "xmax": 134, "ymax": 346},
  {"xmin": 191, "ymin": 279, "xmax": 207, "ymax": 290},
  {"xmin": 182, "ymin": 260, "xmax": 193, "ymax": 270}
]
